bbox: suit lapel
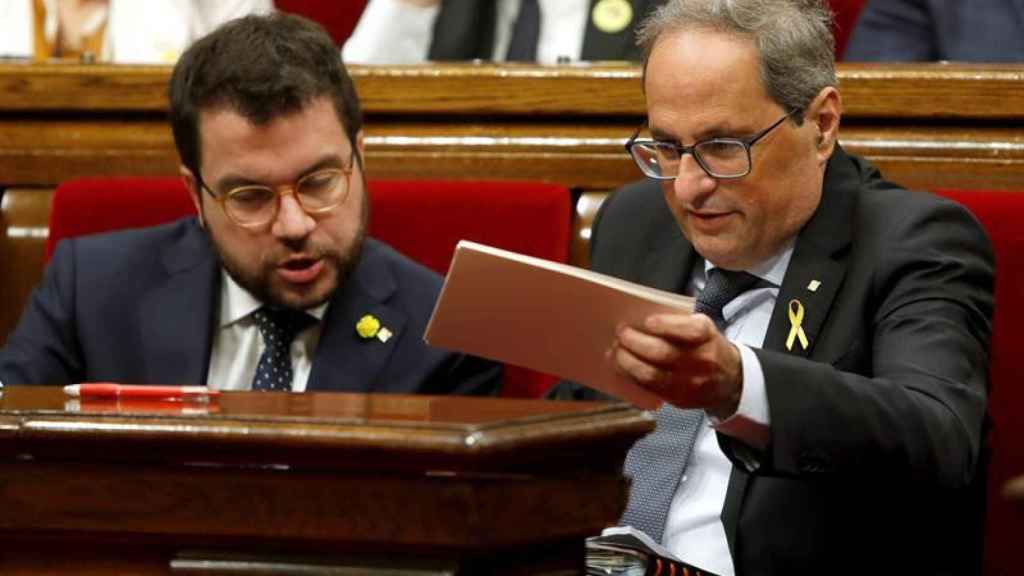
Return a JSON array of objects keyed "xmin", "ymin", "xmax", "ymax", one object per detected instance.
[
  {"xmin": 307, "ymin": 240, "xmax": 407, "ymax": 393},
  {"xmin": 140, "ymin": 219, "xmax": 218, "ymax": 384},
  {"xmin": 761, "ymin": 149, "xmax": 856, "ymax": 357},
  {"xmin": 721, "ymin": 147, "xmax": 859, "ymax": 559}
]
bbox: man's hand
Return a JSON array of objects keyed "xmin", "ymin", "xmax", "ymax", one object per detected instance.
[{"xmin": 612, "ymin": 313, "xmax": 744, "ymax": 419}]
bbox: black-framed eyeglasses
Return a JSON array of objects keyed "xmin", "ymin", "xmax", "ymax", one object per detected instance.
[
  {"xmin": 197, "ymin": 151, "xmax": 357, "ymax": 228},
  {"xmin": 625, "ymin": 113, "xmax": 794, "ymax": 180}
]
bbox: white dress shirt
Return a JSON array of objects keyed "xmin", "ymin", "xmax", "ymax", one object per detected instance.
[
  {"xmin": 342, "ymin": 0, "xmax": 590, "ymax": 65},
  {"xmin": 206, "ymin": 271, "xmax": 326, "ymax": 392},
  {"xmin": 655, "ymin": 244, "xmax": 794, "ymax": 576}
]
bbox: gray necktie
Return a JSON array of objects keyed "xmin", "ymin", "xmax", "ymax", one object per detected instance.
[
  {"xmin": 619, "ymin": 268, "xmax": 762, "ymax": 543},
  {"xmin": 251, "ymin": 307, "xmax": 314, "ymax": 392},
  {"xmin": 505, "ymin": 0, "xmax": 540, "ymax": 61}
]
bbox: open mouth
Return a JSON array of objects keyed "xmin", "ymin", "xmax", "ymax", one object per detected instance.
[{"xmin": 277, "ymin": 257, "xmax": 324, "ymax": 284}]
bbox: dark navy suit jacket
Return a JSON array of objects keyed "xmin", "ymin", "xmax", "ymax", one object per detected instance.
[
  {"xmin": 428, "ymin": 0, "xmax": 664, "ymax": 62},
  {"xmin": 552, "ymin": 147, "xmax": 994, "ymax": 574},
  {"xmin": 0, "ymin": 218, "xmax": 501, "ymax": 395},
  {"xmin": 845, "ymin": 0, "xmax": 1024, "ymax": 62}
]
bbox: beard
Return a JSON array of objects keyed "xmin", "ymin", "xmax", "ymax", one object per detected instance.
[{"xmin": 204, "ymin": 199, "xmax": 367, "ymax": 312}]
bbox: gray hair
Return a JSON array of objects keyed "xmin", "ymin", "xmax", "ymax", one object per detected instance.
[{"xmin": 638, "ymin": 0, "xmax": 836, "ymax": 124}]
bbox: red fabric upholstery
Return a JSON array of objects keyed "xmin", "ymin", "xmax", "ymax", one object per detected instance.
[
  {"xmin": 274, "ymin": 0, "xmax": 367, "ymax": 46},
  {"xmin": 829, "ymin": 0, "xmax": 866, "ymax": 60},
  {"xmin": 933, "ymin": 189, "xmax": 1024, "ymax": 576},
  {"xmin": 45, "ymin": 178, "xmax": 197, "ymax": 257},
  {"xmin": 46, "ymin": 177, "xmax": 571, "ymax": 398}
]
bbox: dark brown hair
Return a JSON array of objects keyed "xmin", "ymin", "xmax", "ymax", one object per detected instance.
[{"xmin": 169, "ymin": 13, "xmax": 363, "ymax": 177}]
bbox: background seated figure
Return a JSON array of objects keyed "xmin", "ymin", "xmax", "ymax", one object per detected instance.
[
  {"xmin": 845, "ymin": 0, "xmax": 1024, "ymax": 62},
  {"xmin": 343, "ymin": 0, "xmax": 664, "ymax": 65},
  {"xmin": 0, "ymin": 0, "xmax": 273, "ymax": 64}
]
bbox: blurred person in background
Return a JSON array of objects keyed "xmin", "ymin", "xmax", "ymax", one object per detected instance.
[
  {"xmin": 0, "ymin": 0, "xmax": 273, "ymax": 64},
  {"xmin": 343, "ymin": 0, "xmax": 663, "ymax": 65},
  {"xmin": 845, "ymin": 0, "xmax": 1024, "ymax": 62}
]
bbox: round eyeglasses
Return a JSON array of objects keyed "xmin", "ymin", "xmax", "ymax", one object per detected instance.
[
  {"xmin": 198, "ymin": 153, "xmax": 356, "ymax": 228},
  {"xmin": 625, "ymin": 114, "xmax": 793, "ymax": 180}
]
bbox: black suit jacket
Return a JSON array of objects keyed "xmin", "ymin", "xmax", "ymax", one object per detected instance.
[
  {"xmin": 553, "ymin": 147, "xmax": 994, "ymax": 574},
  {"xmin": 0, "ymin": 218, "xmax": 501, "ymax": 396},
  {"xmin": 428, "ymin": 0, "xmax": 663, "ymax": 61},
  {"xmin": 845, "ymin": 0, "xmax": 1024, "ymax": 62}
]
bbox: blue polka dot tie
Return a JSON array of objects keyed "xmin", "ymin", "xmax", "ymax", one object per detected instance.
[
  {"xmin": 619, "ymin": 268, "xmax": 763, "ymax": 543},
  {"xmin": 251, "ymin": 307, "xmax": 315, "ymax": 392}
]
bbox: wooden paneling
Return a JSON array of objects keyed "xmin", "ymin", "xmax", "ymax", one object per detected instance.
[
  {"xmin": 0, "ymin": 188, "xmax": 50, "ymax": 345},
  {"xmin": 3, "ymin": 61, "xmax": 1024, "ymax": 191}
]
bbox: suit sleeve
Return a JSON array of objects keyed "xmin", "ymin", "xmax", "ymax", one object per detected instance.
[
  {"xmin": 844, "ymin": 0, "xmax": 936, "ymax": 61},
  {"xmin": 746, "ymin": 199, "xmax": 993, "ymax": 489},
  {"xmin": 0, "ymin": 241, "xmax": 83, "ymax": 385},
  {"xmin": 430, "ymin": 353, "xmax": 504, "ymax": 397}
]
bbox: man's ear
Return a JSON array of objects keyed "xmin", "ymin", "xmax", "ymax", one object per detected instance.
[
  {"xmin": 355, "ymin": 129, "xmax": 365, "ymax": 162},
  {"xmin": 806, "ymin": 86, "xmax": 841, "ymax": 164},
  {"xmin": 180, "ymin": 166, "xmax": 205, "ymax": 228}
]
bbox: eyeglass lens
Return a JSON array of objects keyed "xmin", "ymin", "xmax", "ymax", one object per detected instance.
[
  {"xmin": 224, "ymin": 169, "xmax": 348, "ymax": 225},
  {"xmin": 631, "ymin": 140, "xmax": 750, "ymax": 179}
]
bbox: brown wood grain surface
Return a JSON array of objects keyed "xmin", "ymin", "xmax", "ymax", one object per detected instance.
[
  {"xmin": 0, "ymin": 387, "xmax": 649, "ymax": 573},
  {"xmin": 4, "ymin": 61, "xmax": 1024, "ymax": 118}
]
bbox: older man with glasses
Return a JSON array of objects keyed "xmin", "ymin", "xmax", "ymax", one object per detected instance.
[
  {"xmin": 0, "ymin": 13, "xmax": 502, "ymax": 397},
  {"xmin": 552, "ymin": 0, "xmax": 994, "ymax": 574}
]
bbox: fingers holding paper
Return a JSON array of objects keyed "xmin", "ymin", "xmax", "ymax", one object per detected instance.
[{"xmin": 613, "ymin": 313, "xmax": 743, "ymax": 419}]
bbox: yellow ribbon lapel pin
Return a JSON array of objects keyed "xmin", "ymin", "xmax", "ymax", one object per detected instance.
[
  {"xmin": 786, "ymin": 299, "xmax": 810, "ymax": 352},
  {"xmin": 356, "ymin": 314, "xmax": 393, "ymax": 343}
]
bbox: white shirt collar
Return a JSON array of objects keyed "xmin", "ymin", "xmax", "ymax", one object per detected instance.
[
  {"xmin": 217, "ymin": 269, "xmax": 328, "ymax": 328},
  {"xmin": 703, "ymin": 239, "xmax": 795, "ymax": 288}
]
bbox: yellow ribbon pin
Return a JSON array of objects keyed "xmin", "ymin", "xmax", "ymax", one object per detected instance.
[
  {"xmin": 356, "ymin": 314, "xmax": 381, "ymax": 340},
  {"xmin": 786, "ymin": 299, "xmax": 809, "ymax": 351}
]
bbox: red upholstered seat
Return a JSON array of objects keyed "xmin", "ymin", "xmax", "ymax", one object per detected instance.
[
  {"xmin": 273, "ymin": 0, "xmax": 368, "ymax": 46},
  {"xmin": 933, "ymin": 189, "xmax": 1024, "ymax": 576},
  {"xmin": 47, "ymin": 177, "xmax": 571, "ymax": 398},
  {"xmin": 829, "ymin": 0, "xmax": 866, "ymax": 60}
]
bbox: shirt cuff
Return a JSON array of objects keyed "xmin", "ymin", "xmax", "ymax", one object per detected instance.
[{"xmin": 709, "ymin": 343, "xmax": 770, "ymax": 450}]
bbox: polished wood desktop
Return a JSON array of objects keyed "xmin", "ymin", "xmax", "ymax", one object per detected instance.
[{"xmin": 0, "ymin": 386, "xmax": 653, "ymax": 575}]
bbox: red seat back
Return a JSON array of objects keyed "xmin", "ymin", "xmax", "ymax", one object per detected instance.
[
  {"xmin": 47, "ymin": 177, "xmax": 571, "ymax": 398},
  {"xmin": 829, "ymin": 0, "xmax": 866, "ymax": 60},
  {"xmin": 274, "ymin": 0, "xmax": 368, "ymax": 46},
  {"xmin": 934, "ymin": 189, "xmax": 1024, "ymax": 576}
]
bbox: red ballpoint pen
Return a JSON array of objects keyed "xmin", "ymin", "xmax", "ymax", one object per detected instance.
[{"xmin": 63, "ymin": 383, "xmax": 219, "ymax": 400}]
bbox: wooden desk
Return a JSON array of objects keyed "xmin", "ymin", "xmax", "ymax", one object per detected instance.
[{"xmin": 0, "ymin": 386, "xmax": 652, "ymax": 575}]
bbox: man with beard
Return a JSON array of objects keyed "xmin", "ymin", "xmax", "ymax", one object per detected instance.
[{"xmin": 0, "ymin": 13, "xmax": 502, "ymax": 396}]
